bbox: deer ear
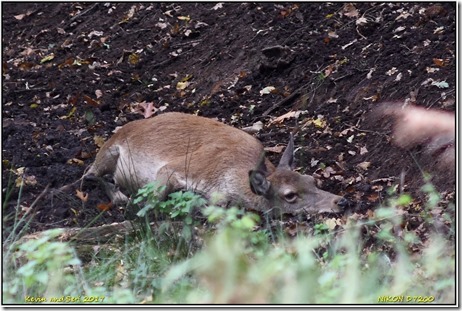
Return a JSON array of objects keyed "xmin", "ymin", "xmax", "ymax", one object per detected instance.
[
  {"xmin": 249, "ymin": 170, "xmax": 271, "ymax": 196},
  {"xmin": 278, "ymin": 133, "xmax": 295, "ymax": 169}
]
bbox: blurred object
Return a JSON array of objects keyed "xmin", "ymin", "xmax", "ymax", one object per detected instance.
[{"xmin": 375, "ymin": 103, "xmax": 455, "ymax": 171}]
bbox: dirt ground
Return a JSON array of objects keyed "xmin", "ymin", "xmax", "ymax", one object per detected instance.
[{"xmin": 2, "ymin": 3, "xmax": 456, "ymax": 235}]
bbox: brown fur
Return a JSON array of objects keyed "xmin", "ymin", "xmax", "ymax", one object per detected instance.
[{"xmin": 85, "ymin": 112, "xmax": 344, "ymax": 214}]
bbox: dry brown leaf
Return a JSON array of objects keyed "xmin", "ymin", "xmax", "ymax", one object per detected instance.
[
  {"xmin": 15, "ymin": 173, "xmax": 37, "ymax": 187},
  {"xmin": 242, "ymin": 121, "xmax": 263, "ymax": 134},
  {"xmin": 83, "ymin": 95, "xmax": 99, "ymax": 107},
  {"xmin": 322, "ymin": 166, "xmax": 336, "ymax": 178},
  {"xmin": 366, "ymin": 209, "xmax": 375, "ymax": 218},
  {"xmin": 176, "ymin": 81, "xmax": 189, "ymax": 90},
  {"xmin": 432, "ymin": 58, "xmax": 446, "ymax": 67},
  {"xmin": 67, "ymin": 158, "xmax": 85, "ymax": 166},
  {"xmin": 97, "ymin": 202, "xmax": 113, "ymax": 211},
  {"xmin": 343, "ymin": 4, "xmax": 359, "ymax": 18},
  {"xmin": 76, "ymin": 189, "xmax": 89, "ymax": 202},
  {"xmin": 356, "ymin": 161, "xmax": 371, "ymax": 171},
  {"xmin": 269, "ymin": 110, "xmax": 306, "ymax": 125},
  {"xmin": 264, "ymin": 145, "xmax": 285, "ymax": 154},
  {"xmin": 94, "ymin": 135, "xmax": 106, "ymax": 148},
  {"xmin": 325, "ymin": 218, "xmax": 341, "ymax": 230},
  {"xmin": 359, "ymin": 146, "xmax": 368, "ymax": 155},
  {"xmin": 128, "ymin": 53, "xmax": 140, "ymax": 65},
  {"xmin": 14, "ymin": 14, "xmax": 26, "ymax": 20},
  {"xmin": 134, "ymin": 101, "xmax": 157, "ymax": 118}
]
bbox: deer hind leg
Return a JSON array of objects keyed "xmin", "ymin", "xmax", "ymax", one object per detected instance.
[{"xmin": 83, "ymin": 145, "xmax": 130, "ymax": 205}]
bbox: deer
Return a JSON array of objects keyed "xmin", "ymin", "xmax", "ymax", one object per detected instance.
[{"xmin": 81, "ymin": 112, "xmax": 348, "ymax": 215}]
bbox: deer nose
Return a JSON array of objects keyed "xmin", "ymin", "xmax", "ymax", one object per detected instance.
[{"xmin": 335, "ymin": 197, "xmax": 351, "ymax": 209}]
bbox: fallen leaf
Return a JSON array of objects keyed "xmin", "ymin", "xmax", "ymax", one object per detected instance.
[
  {"xmin": 40, "ymin": 53, "xmax": 55, "ymax": 64},
  {"xmin": 76, "ymin": 189, "xmax": 89, "ymax": 202},
  {"xmin": 393, "ymin": 26, "xmax": 406, "ymax": 33},
  {"xmin": 14, "ymin": 14, "xmax": 26, "ymax": 20},
  {"xmin": 343, "ymin": 4, "xmax": 359, "ymax": 18},
  {"xmin": 322, "ymin": 166, "xmax": 336, "ymax": 178},
  {"xmin": 356, "ymin": 16, "xmax": 368, "ymax": 25},
  {"xmin": 356, "ymin": 161, "xmax": 371, "ymax": 171},
  {"xmin": 15, "ymin": 176, "xmax": 24, "ymax": 188},
  {"xmin": 83, "ymin": 95, "xmax": 99, "ymax": 107},
  {"xmin": 212, "ymin": 3, "xmax": 224, "ymax": 10},
  {"xmin": 94, "ymin": 135, "xmax": 106, "ymax": 148},
  {"xmin": 97, "ymin": 202, "xmax": 113, "ymax": 211},
  {"xmin": 386, "ymin": 67, "xmax": 398, "ymax": 75},
  {"xmin": 242, "ymin": 121, "xmax": 263, "ymax": 134},
  {"xmin": 13, "ymin": 167, "xmax": 25, "ymax": 175},
  {"xmin": 433, "ymin": 26, "xmax": 444, "ymax": 34},
  {"xmin": 128, "ymin": 53, "xmax": 140, "ymax": 65},
  {"xmin": 121, "ymin": 5, "xmax": 136, "ymax": 22},
  {"xmin": 366, "ymin": 209, "xmax": 375, "ymax": 218},
  {"xmin": 134, "ymin": 101, "xmax": 157, "ymax": 118},
  {"xmin": 88, "ymin": 30, "xmax": 104, "ymax": 38},
  {"xmin": 312, "ymin": 117, "xmax": 327, "ymax": 128},
  {"xmin": 431, "ymin": 80, "xmax": 449, "ymax": 88},
  {"xmin": 325, "ymin": 218, "xmax": 341, "ymax": 230},
  {"xmin": 324, "ymin": 64, "xmax": 335, "ymax": 77},
  {"xmin": 67, "ymin": 158, "xmax": 85, "ymax": 166},
  {"xmin": 395, "ymin": 11, "xmax": 411, "ymax": 20},
  {"xmin": 328, "ymin": 31, "xmax": 338, "ymax": 38},
  {"xmin": 326, "ymin": 98, "xmax": 338, "ymax": 104},
  {"xmin": 265, "ymin": 145, "xmax": 285, "ymax": 154},
  {"xmin": 176, "ymin": 81, "xmax": 189, "ymax": 90},
  {"xmin": 367, "ymin": 193, "xmax": 379, "ymax": 202},
  {"xmin": 432, "ymin": 58, "xmax": 446, "ymax": 67},
  {"xmin": 426, "ymin": 67, "xmax": 439, "ymax": 73},
  {"xmin": 155, "ymin": 22, "xmax": 168, "ymax": 29},
  {"xmin": 259, "ymin": 86, "xmax": 276, "ymax": 95},
  {"xmin": 269, "ymin": 110, "xmax": 307, "ymax": 125}
]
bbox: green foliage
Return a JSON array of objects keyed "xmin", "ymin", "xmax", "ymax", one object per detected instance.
[
  {"xmin": 134, "ymin": 182, "xmax": 206, "ymax": 225},
  {"xmin": 3, "ymin": 229, "xmax": 82, "ymax": 303},
  {"xmin": 132, "ymin": 182, "xmax": 208, "ymax": 250},
  {"xmin": 160, "ymin": 190, "xmax": 207, "ymax": 225},
  {"xmin": 314, "ymin": 223, "xmax": 329, "ymax": 235},
  {"xmin": 3, "ymin": 181, "xmax": 455, "ymax": 304},
  {"xmin": 133, "ymin": 182, "xmax": 166, "ymax": 217}
]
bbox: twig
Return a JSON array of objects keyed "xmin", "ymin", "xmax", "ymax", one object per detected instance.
[
  {"xmin": 261, "ymin": 82, "xmax": 312, "ymax": 117},
  {"xmin": 29, "ymin": 183, "xmax": 50, "ymax": 210},
  {"xmin": 69, "ymin": 3, "xmax": 99, "ymax": 23}
]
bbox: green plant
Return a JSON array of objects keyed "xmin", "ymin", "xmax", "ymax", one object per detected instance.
[
  {"xmin": 133, "ymin": 182, "xmax": 166, "ymax": 218},
  {"xmin": 160, "ymin": 190, "xmax": 207, "ymax": 225},
  {"xmin": 3, "ymin": 229, "xmax": 82, "ymax": 303},
  {"xmin": 3, "ymin": 176, "xmax": 454, "ymax": 305},
  {"xmin": 133, "ymin": 182, "xmax": 206, "ymax": 223},
  {"xmin": 314, "ymin": 223, "xmax": 329, "ymax": 235},
  {"xmin": 159, "ymin": 183, "xmax": 455, "ymax": 304}
]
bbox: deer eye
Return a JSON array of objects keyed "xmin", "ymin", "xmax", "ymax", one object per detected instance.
[{"xmin": 284, "ymin": 191, "xmax": 298, "ymax": 203}]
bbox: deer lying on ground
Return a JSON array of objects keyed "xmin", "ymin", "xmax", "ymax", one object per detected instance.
[{"xmin": 82, "ymin": 112, "xmax": 347, "ymax": 215}]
